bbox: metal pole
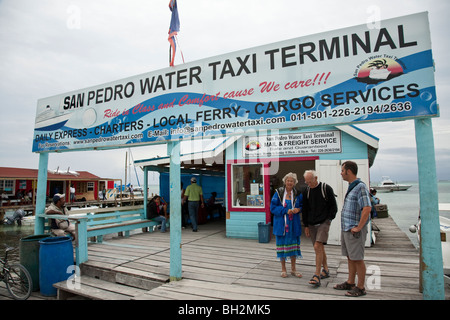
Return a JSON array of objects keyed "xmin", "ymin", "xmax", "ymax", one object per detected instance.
[
  {"xmin": 34, "ymin": 152, "xmax": 49, "ymax": 235},
  {"xmin": 414, "ymin": 117, "xmax": 444, "ymax": 300},
  {"xmin": 143, "ymin": 166, "xmax": 148, "ymax": 219},
  {"xmin": 168, "ymin": 140, "xmax": 182, "ymax": 281},
  {"xmin": 124, "ymin": 152, "xmax": 127, "ymax": 192}
]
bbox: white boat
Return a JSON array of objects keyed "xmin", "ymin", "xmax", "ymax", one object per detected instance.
[
  {"xmin": 35, "ymin": 104, "xmax": 71, "ymax": 131},
  {"xmin": 373, "ymin": 176, "xmax": 412, "ymax": 192}
]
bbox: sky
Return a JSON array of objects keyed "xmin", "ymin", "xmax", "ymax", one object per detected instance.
[{"xmin": 1, "ymin": 0, "xmax": 449, "ymax": 185}]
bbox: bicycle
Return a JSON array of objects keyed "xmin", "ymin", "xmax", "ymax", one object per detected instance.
[{"xmin": 0, "ymin": 245, "xmax": 32, "ymax": 300}]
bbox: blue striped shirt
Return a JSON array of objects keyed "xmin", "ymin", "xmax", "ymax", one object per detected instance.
[{"xmin": 341, "ymin": 179, "xmax": 371, "ymax": 231}]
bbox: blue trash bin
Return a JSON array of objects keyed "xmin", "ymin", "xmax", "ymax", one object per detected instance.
[
  {"xmin": 258, "ymin": 222, "xmax": 271, "ymax": 243},
  {"xmin": 39, "ymin": 236, "xmax": 74, "ymax": 296}
]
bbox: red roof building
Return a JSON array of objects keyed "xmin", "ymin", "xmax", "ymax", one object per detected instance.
[{"xmin": 0, "ymin": 167, "xmax": 116, "ymax": 204}]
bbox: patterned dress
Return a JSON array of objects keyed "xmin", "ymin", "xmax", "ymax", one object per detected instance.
[{"xmin": 276, "ymin": 197, "xmax": 302, "ymax": 260}]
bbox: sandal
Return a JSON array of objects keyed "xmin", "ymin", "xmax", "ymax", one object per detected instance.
[
  {"xmin": 320, "ymin": 268, "xmax": 330, "ymax": 279},
  {"xmin": 345, "ymin": 286, "xmax": 366, "ymax": 297},
  {"xmin": 333, "ymin": 281, "xmax": 355, "ymax": 291},
  {"xmin": 309, "ymin": 274, "xmax": 321, "ymax": 287},
  {"xmin": 281, "ymin": 271, "xmax": 288, "ymax": 278},
  {"xmin": 291, "ymin": 271, "xmax": 303, "ymax": 278}
]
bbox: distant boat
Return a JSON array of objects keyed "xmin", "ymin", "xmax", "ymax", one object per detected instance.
[{"xmin": 373, "ymin": 176, "xmax": 412, "ymax": 192}]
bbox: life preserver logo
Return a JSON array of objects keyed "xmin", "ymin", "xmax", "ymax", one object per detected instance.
[
  {"xmin": 245, "ymin": 140, "xmax": 261, "ymax": 151},
  {"xmin": 355, "ymin": 57, "xmax": 404, "ymax": 84}
]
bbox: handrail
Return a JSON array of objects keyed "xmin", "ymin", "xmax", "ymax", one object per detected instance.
[
  {"xmin": 37, "ymin": 214, "xmax": 86, "ymax": 221},
  {"xmin": 38, "ymin": 207, "xmax": 148, "ymax": 265},
  {"xmin": 67, "ymin": 205, "xmax": 143, "ymax": 215}
]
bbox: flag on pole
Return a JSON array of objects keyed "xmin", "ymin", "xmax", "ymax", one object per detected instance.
[{"xmin": 168, "ymin": 0, "xmax": 180, "ymax": 66}]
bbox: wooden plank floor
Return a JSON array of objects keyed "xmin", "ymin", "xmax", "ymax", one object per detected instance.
[
  {"xmin": 78, "ymin": 216, "xmax": 449, "ymax": 300},
  {"xmin": 2, "ymin": 216, "xmax": 448, "ymax": 300}
]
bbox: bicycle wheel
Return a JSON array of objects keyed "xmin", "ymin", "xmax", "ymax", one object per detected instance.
[{"xmin": 5, "ymin": 263, "xmax": 32, "ymax": 300}]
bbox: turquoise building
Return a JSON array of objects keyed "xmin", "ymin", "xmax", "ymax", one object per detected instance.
[{"xmin": 135, "ymin": 124, "xmax": 379, "ymax": 246}]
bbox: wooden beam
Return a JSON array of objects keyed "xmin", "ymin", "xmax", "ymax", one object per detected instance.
[
  {"xmin": 168, "ymin": 140, "xmax": 182, "ymax": 281},
  {"xmin": 414, "ymin": 117, "xmax": 444, "ymax": 300},
  {"xmin": 34, "ymin": 152, "xmax": 48, "ymax": 235}
]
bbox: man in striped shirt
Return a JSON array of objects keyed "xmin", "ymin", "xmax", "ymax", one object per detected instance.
[{"xmin": 334, "ymin": 161, "xmax": 371, "ymax": 297}]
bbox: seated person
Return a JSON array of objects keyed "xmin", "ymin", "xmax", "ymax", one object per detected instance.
[
  {"xmin": 45, "ymin": 193, "xmax": 76, "ymax": 241},
  {"xmin": 370, "ymin": 188, "xmax": 380, "ymax": 218},
  {"xmin": 206, "ymin": 192, "xmax": 223, "ymax": 219},
  {"xmin": 1, "ymin": 191, "xmax": 10, "ymax": 206},
  {"xmin": 147, "ymin": 195, "xmax": 168, "ymax": 232}
]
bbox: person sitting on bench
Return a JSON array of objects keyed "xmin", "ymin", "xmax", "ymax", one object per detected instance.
[
  {"xmin": 45, "ymin": 193, "xmax": 76, "ymax": 241},
  {"xmin": 147, "ymin": 195, "xmax": 168, "ymax": 232}
]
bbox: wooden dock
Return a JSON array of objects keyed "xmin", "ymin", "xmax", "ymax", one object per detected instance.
[
  {"xmin": 1, "ymin": 216, "xmax": 449, "ymax": 300},
  {"xmin": 59, "ymin": 216, "xmax": 448, "ymax": 300}
]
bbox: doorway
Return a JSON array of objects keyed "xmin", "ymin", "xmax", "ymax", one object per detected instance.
[
  {"xmin": 269, "ymin": 158, "xmax": 316, "ymax": 197},
  {"xmin": 49, "ymin": 180, "xmax": 65, "ymax": 199},
  {"xmin": 268, "ymin": 157, "xmax": 316, "ymax": 225}
]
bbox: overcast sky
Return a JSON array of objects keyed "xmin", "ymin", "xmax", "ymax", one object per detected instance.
[{"xmin": 1, "ymin": 0, "xmax": 449, "ymax": 184}]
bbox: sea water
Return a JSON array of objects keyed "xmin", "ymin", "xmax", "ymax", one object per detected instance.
[
  {"xmin": 0, "ymin": 224, "xmax": 34, "ymax": 262},
  {"xmin": 372, "ymin": 181, "xmax": 450, "ymax": 248}
]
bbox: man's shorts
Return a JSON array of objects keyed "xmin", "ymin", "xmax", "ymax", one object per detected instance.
[
  {"xmin": 309, "ymin": 220, "xmax": 331, "ymax": 245},
  {"xmin": 341, "ymin": 224, "xmax": 368, "ymax": 261}
]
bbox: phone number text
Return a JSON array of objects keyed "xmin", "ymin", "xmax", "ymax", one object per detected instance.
[{"xmin": 290, "ymin": 101, "xmax": 412, "ymax": 121}]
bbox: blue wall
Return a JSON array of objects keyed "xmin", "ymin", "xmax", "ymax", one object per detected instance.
[
  {"xmin": 160, "ymin": 173, "xmax": 225, "ymax": 204},
  {"xmin": 226, "ymin": 211, "xmax": 267, "ymax": 239},
  {"xmin": 225, "ymin": 125, "xmax": 371, "ymax": 239}
]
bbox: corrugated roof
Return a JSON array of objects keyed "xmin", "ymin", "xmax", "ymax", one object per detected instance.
[{"xmin": 0, "ymin": 167, "xmax": 103, "ymax": 180}]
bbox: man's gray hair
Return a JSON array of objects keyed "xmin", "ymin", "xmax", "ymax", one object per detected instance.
[{"xmin": 303, "ymin": 170, "xmax": 318, "ymax": 178}]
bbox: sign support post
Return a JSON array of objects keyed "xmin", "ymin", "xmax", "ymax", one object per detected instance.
[
  {"xmin": 414, "ymin": 117, "xmax": 444, "ymax": 300},
  {"xmin": 34, "ymin": 152, "xmax": 48, "ymax": 235},
  {"xmin": 168, "ymin": 140, "xmax": 182, "ymax": 281},
  {"xmin": 143, "ymin": 166, "xmax": 148, "ymax": 219}
]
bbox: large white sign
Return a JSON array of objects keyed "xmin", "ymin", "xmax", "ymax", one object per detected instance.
[
  {"xmin": 243, "ymin": 130, "xmax": 342, "ymax": 157},
  {"xmin": 33, "ymin": 12, "xmax": 437, "ymax": 153}
]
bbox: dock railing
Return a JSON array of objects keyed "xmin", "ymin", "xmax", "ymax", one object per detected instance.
[{"xmin": 36, "ymin": 205, "xmax": 161, "ymax": 265}]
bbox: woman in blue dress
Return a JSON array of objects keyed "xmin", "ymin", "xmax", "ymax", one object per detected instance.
[{"xmin": 270, "ymin": 172, "xmax": 303, "ymax": 278}]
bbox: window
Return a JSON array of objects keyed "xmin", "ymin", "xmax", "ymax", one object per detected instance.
[
  {"xmin": 77, "ymin": 182, "xmax": 95, "ymax": 193},
  {"xmin": 231, "ymin": 163, "xmax": 264, "ymax": 207},
  {"xmin": 0, "ymin": 180, "xmax": 15, "ymax": 194}
]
